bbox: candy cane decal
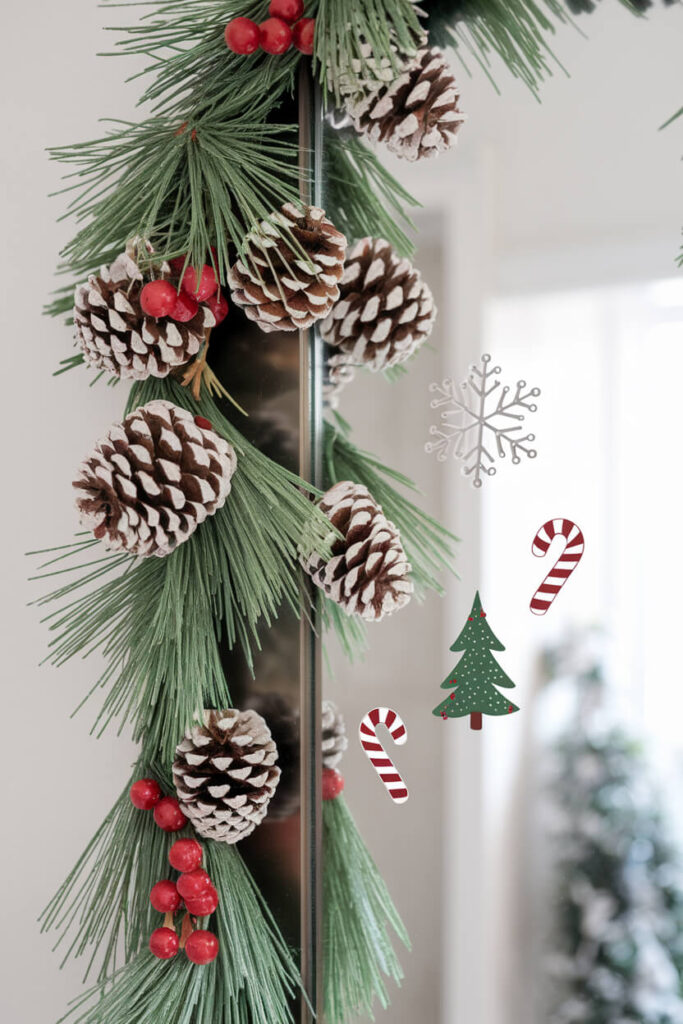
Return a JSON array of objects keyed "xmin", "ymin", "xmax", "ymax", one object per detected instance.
[
  {"xmin": 530, "ymin": 518, "xmax": 585, "ymax": 615},
  {"xmin": 358, "ymin": 707, "xmax": 409, "ymax": 804}
]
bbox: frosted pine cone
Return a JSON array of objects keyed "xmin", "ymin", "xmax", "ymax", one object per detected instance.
[
  {"xmin": 173, "ymin": 709, "xmax": 281, "ymax": 844},
  {"xmin": 228, "ymin": 204, "xmax": 347, "ymax": 333},
  {"xmin": 302, "ymin": 481, "xmax": 413, "ymax": 621},
  {"xmin": 74, "ymin": 247, "xmax": 213, "ymax": 380},
  {"xmin": 320, "ymin": 238, "xmax": 436, "ymax": 371},
  {"xmin": 74, "ymin": 400, "xmax": 237, "ymax": 557},
  {"xmin": 322, "ymin": 700, "xmax": 348, "ymax": 770},
  {"xmin": 348, "ymin": 47, "xmax": 465, "ymax": 162}
]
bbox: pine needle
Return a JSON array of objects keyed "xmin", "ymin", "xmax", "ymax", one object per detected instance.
[{"xmin": 323, "ymin": 796, "xmax": 410, "ymax": 1024}]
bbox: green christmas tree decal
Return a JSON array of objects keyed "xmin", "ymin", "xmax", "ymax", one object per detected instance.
[{"xmin": 432, "ymin": 592, "xmax": 519, "ymax": 730}]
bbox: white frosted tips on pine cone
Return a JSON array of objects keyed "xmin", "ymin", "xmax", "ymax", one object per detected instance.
[
  {"xmin": 227, "ymin": 204, "xmax": 347, "ymax": 334},
  {"xmin": 74, "ymin": 247, "xmax": 212, "ymax": 381},
  {"xmin": 322, "ymin": 700, "xmax": 348, "ymax": 770},
  {"xmin": 348, "ymin": 47, "xmax": 465, "ymax": 162},
  {"xmin": 320, "ymin": 237, "xmax": 436, "ymax": 372},
  {"xmin": 302, "ymin": 481, "xmax": 413, "ymax": 621},
  {"xmin": 173, "ymin": 708, "xmax": 281, "ymax": 844},
  {"xmin": 74, "ymin": 400, "xmax": 237, "ymax": 558}
]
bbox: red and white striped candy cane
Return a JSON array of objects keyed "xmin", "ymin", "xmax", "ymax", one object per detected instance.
[
  {"xmin": 358, "ymin": 707, "xmax": 409, "ymax": 804},
  {"xmin": 530, "ymin": 518, "xmax": 585, "ymax": 615}
]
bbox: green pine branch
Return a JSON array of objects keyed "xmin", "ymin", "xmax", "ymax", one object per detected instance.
[
  {"xmin": 324, "ymin": 130, "xmax": 420, "ymax": 258},
  {"xmin": 56, "ymin": 843, "xmax": 300, "ymax": 1024},
  {"xmin": 423, "ymin": 0, "xmax": 571, "ymax": 94},
  {"xmin": 41, "ymin": 762, "xmax": 179, "ymax": 982},
  {"xmin": 48, "ymin": 108, "xmax": 301, "ymax": 310},
  {"xmin": 323, "ymin": 795, "xmax": 410, "ymax": 1024},
  {"xmin": 30, "ymin": 379, "xmax": 334, "ymax": 763}
]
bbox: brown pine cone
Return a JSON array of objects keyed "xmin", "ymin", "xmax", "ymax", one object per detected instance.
[
  {"xmin": 322, "ymin": 700, "xmax": 348, "ymax": 770},
  {"xmin": 348, "ymin": 47, "xmax": 465, "ymax": 162},
  {"xmin": 74, "ymin": 247, "xmax": 213, "ymax": 380},
  {"xmin": 320, "ymin": 238, "xmax": 436, "ymax": 372},
  {"xmin": 173, "ymin": 708, "xmax": 281, "ymax": 844},
  {"xmin": 302, "ymin": 481, "xmax": 413, "ymax": 621},
  {"xmin": 74, "ymin": 400, "xmax": 237, "ymax": 558},
  {"xmin": 227, "ymin": 203, "xmax": 347, "ymax": 333}
]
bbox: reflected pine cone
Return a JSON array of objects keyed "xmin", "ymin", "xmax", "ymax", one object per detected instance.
[
  {"xmin": 228, "ymin": 204, "xmax": 347, "ymax": 333},
  {"xmin": 74, "ymin": 400, "xmax": 237, "ymax": 557},
  {"xmin": 348, "ymin": 47, "xmax": 465, "ymax": 162},
  {"xmin": 320, "ymin": 238, "xmax": 436, "ymax": 372},
  {"xmin": 74, "ymin": 247, "xmax": 213, "ymax": 380},
  {"xmin": 302, "ymin": 481, "xmax": 413, "ymax": 621},
  {"xmin": 322, "ymin": 700, "xmax": 348, "ymax": 770},
  {"xmin": 323, "ymin": 358, "xmax": 356, "ymax": 410},
  {"xmin": 245, "ymin": 693, "xmax": 300, "ymax": 821},
  {"xmin": 173, "ymin": 709, "xmax": 281, "ymax": 844}
]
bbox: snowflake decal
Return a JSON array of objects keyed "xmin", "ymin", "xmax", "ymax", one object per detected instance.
[{"xmin": 425, "ymin": 354, "xmax": 541, "ymax": 488}]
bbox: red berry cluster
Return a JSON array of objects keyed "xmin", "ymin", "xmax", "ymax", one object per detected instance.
[
  {"xmin": 225, "ymin": 1, "xmax": 314, "ymax": 58},
  {"xmin": 130, "ymin": 777, "xmax": 188, "ymax": 832},
  {"xmin": 138, "ymin": 253, "xmax": 229, "ymax": 326},
  {"xmin": 148, "ymin": 839, "xmax": 220, "ymax": 965}
]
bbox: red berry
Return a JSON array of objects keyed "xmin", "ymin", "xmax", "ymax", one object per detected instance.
[
  {"xmin": 206, "ymin": 290, "xmax": 229, "ymax": 325},
  {"xmin": 322, "ymin": 768, "xmax": 345, "ymax": 801},
  {"xmin": 149, "ymin": 927, "xmax": 179, "ymax": 959},
  {"xmin": 130, "ymin": 778, "xmax": 161, "ymax": 810},
  {"xmin": 153, "ymin": 797, "xmax": 187, "ymax": 833},
  {"xmin": 140, "ymin": 279, "xmax": 177, "ymax": 318},
  {"xmin": 292, "ymin": 17, "xmax": 315, "ymax": 55},
  {"xmin": 269, "ymin": 0, "xmax": 304, "ymax": 22},
  {"xmin": 194, "ymin": 416, "xmax": 213, "ymax": 431},
  {"xmin": 181, "ymin": 264, "xmax": 218, "ymax": 301},
  {"xmin": 169, "ymin": 838, "xmax": 203, "ymax": 873},
  {"xmin": 169, "ymin": 290, "xmax": 199, "ymax": 323},
  {"xmin": 225, "ymin": 17, "xmax": 260, "ymax": 55},
  {"xmin": 259, "ymin": 17, "xmax": 292, "ymax": 55},
  {"xmin": 184, "ymin": 885, "xmax": 219, "ymax": 917},
  {"xmin": 176, "ymin": 869, "xmax": 212, "ymax": 900},
  {"xmin": 185, "ymin": 929, "xmax": 219, "ymax": 965},
  {"xmin": 168, "ymin": 255, "xmax": 187, "ymax": 276},
  {"xmin": 150, "ymin": 879, "xmax": 181, "ymax": 913}
]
